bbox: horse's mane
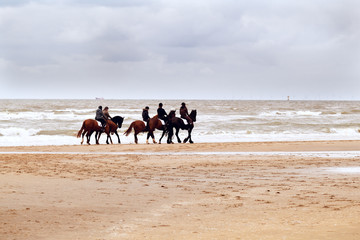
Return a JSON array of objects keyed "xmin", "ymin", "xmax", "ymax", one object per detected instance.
[
  {"xmin": 112, "ymin": 116, "xmax": 124, "ymax": 128},
  {"xmin": 190, "ymin": 110, "xmax": 197, "ymax": 122}
]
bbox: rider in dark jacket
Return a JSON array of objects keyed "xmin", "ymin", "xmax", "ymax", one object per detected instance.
[
  {"xmin": 142, "ymin": 106, "xmax": 150, "ymax": 131},
  {"xmin": 157, "ymin": 103, "xmax": 168, "ymax": 123},
  {"xmin": 180, "ymin": 102, "xmax": 193, "ymax": 125},
  {"xmin": 95, "ymin": 106, "xmax": 106, "ymax": 130}
]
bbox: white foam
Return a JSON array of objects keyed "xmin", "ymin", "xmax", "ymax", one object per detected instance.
[
  {"xmin": 0, "ymin": 127, "xmax": 40, "ymax": 137},
  {"xmin": 259, "ymin": 110, "xmax": 322, "ymax": 117}
]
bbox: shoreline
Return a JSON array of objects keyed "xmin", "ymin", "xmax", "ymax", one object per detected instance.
[
  {"xmin": 1, "ymin": 139, "xmax": 360, "ymax": 153},
  {"xmin": 1, "ymin": 140, "xmax": 360, "ymax": 239}
]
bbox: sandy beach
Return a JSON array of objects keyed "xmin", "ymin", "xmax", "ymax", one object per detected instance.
[{"xmin": 1, "ymin": 141, "xmax": 360, "ymax": 239}]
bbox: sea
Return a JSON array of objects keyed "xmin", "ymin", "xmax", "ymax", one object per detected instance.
[{"xmin": 0, "ymin": 99, "xmax": 360, "ymax": 146}]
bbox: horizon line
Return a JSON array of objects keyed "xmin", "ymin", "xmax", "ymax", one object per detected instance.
[{"xmin": 1, "ymin": 98, "xmax": 360, "ymax": 101}]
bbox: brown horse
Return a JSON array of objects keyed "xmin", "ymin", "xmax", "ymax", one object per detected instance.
[
  {"xmin": 77, "ymin": 119, "xmax": 114, "ymax": 145},
  {"xmin": 97, "ymin": 119, "xmax": 120, "ymax": 144},
  {"xmin": 98, "ymin": 116, "xmax": 124, "ymax": 144},
  {"xmin": 77, "ymin": 119, "xmax": 101, "ymax": 145},
  {"xmin": 124, "ymin": 115, "xmax": 166, "ymax": 144}
]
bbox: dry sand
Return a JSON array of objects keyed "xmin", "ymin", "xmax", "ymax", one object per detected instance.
[{"xmin": 1, "ymin": 141, "xmax": 360, "ymax": 239}]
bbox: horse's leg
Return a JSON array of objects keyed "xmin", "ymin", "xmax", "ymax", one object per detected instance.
[
  {"xmin": 183, "ymin": 128, "xmax": 189, "ymax": 143},
  {"xmin": 152, "ymin": 133, "xmax": 156, "ymax": 144},
  {"xmin": 184, "ymin": 125, "xmax": 194, "ymax": 143},
  {"xmin": 159, "ymin": 129, "xmax": 166, "ymax": 144},
  {"xmin": 146, "ymin": 132, "xmax": 150, "ymax": 144},
  {"xmin": 81, "ymin": 130, "xmax": 86, "ymax": 145},
  {"xmin": 167, "ymin": 126, "xmax": 174, "ymax": 144},
  {"xmin": 188, "ymin": 126, "xmax": 194, "ymax": 144},
  {"xmin": 90, "ymin": 130, "xmax": 96, "ymax": 145},
  {"xmin": 94, "ymin": 132, "xmax": 99, "ymax": 144},
  {"xmin": 108, "ymin": 134, "xmax": 113, "ymax": 144},
  {"xmin": 134, "ymin": 130, "xmax": 139, "ymax": 144},
  {"xmin": 115, "ymin": 131, "xmax": 120, "ymax": 144},
  {"xmin": 151, "ymin": 131, "xmax": 156, "ymax": 144},
  {"xmin": 97, "ymin": 132, "xmax": 102, "ymax": 145},
  {"xmin": 167, "ymin": 132, "xmax": 174, "ymax": 144},
  {"xmin": 175, "ymin": 127, "xmax": 181, "ymax": 143},
  {"xmin": 86, "ymin": 131, "xmax": 93, "ymax": 145}
]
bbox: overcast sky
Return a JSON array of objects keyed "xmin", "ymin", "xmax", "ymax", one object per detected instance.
[{"xmin": 1, "ymin": 0, "xmax": 359, "ymax": 100}]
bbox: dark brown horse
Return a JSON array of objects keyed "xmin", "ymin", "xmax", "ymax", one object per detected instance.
[
  {"xmin": 168, "ymin": 110, "xmax": 197, "ymax": 144},
  {"xmin": 124, "ymin": 115, "xmax": 167, "ymax": 144}
]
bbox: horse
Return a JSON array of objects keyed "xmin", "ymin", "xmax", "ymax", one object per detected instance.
[
  {"xmin": 168, "ymin": 110, "xmax": 197, "ymax": 144},
  {"xmin": 77, "ymin": 119, "xmax": 102, "ymax": 145},
  {"xmin": 97, "ymin": 116, "xmax": 124, "ymax": 144},
  {"xmin": 124, "ymin": 115, "xmax": 167, "ymax": 144},
  {"xmin": 77, "ymin": 116, "xmax": 123, "ymax": 145}
]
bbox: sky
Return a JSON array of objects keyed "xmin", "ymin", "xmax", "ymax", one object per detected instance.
[{"xmin": 0, "ymin": 0, "xmax": 359, "ymax": 100}]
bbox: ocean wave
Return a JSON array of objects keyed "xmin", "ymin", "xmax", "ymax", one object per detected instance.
[
  {"xmin": 0, "ymin": 111, "xmax": 94, "ymax": 121},
  {"xmin": 320, "ymin": 127, "xmax": 360, "ymax": 135},
  {"xmin": 37, "ymin": 130, "xmax": 78, "ymax": 136},
  {"xmin": 0, "ymin": 127, "xmax": 40, "ymax": 137},
  {"xmin": 2, "ymin": 99, "xmax": 360, "ymax": 146},
  {"xmin": 259, "ymin": 111, "xmax": 322, "ymax": 117}
]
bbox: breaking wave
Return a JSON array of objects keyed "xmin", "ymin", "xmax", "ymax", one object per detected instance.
[{"xmin": 1, "ymin": 99, "xmax": 360, "ymax": 146}]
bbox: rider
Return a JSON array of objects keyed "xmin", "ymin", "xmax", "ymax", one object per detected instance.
[
  {"xmin": 95, "ymin": 106, "xmax": 107, "ymax": 131},
  {"xmin": 180, "ymin": 102, "xmax": 193, "ymax": 125},
  {"xmin": 142, "ymin": 106, "xmax": 150, "ymax": 131},
  {"xmin": 103, "ymin": 106, "xmax": 112, "ymax": 120},
  {"xmin": 157, "ymin": 103, "xmax": 168, "ymax": 123}
]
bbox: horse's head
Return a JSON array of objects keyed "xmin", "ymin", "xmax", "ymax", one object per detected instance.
[
  {"xmin": 113, "ymin": 116, "xmax": 124, "ymax": 128},
  {"xmin": 190, "ymin": 110, "xmax": 197, "ymax": 122},
  {"xmin": 168, "ymin": 110, "xmax": 176, "ymax": 119}
]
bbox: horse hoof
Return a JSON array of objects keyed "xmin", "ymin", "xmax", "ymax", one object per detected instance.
[{"xmin": 190, "ymin": 141, "xmax": 194, "ymax": 144}]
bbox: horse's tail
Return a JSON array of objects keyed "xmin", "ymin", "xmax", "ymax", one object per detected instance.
[
  {"xmin": 77, "ymin": 121, "xmax": 85, "ymax": 138},
  {"xmin": 124, "ymin": 122, "xmax": 135, "ymax": 136}
]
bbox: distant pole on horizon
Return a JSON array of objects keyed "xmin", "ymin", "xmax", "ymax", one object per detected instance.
[{"xmin": 287, "ymin": 96, "xmax": 290, "ymax": 101}]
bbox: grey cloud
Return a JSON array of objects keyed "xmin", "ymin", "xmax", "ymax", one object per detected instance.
[{"xmin": 0, "ymin": 0, "xmax": 359, "ymax": 99}]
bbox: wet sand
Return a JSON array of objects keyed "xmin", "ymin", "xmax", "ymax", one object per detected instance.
[{"xmin": 1, "ymin": 141, "xmax": 360, "ymax": 239}]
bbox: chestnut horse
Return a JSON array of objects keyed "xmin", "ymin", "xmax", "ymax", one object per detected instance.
[
  {"xmin": 98, "ymin": 116, "xmax": 124, "ymax": 144},
  {"xmin": 168, "ymin": 110, "xmax": 197, "ymax": 144},
  {"xmin": 77, "ymin": 119, "xmax": 103, "ymax": 145},
  {"xmin": 124, "ymin": 115, "xmax": 167, "ymax": 144},
  {"xmin": 77, "ymin": 116, "xmax": 123, "ymax": 145}
]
